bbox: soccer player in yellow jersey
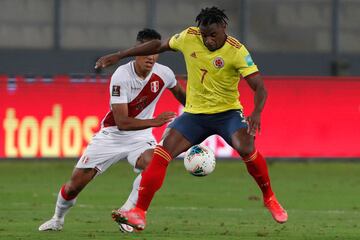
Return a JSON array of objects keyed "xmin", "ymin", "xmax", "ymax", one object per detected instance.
[{"xmin": 96, "ymin": 6, "xmax": 288, "ymax": 231}]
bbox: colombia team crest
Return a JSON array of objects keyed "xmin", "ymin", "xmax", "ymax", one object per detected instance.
[
  {"xmin": 213, "ymin": 57, "xmax": 224, "ymax": 69},
  {"xmin": 150, "ymin": 81, "xmax": 160, "ymax": 93}
]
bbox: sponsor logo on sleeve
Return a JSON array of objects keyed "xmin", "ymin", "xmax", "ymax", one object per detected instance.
[
  {"xmin": 112, "ymin": 85, "xmax": 120, "ymax": 96},
  {"xmin": 245, "ymin": 55, "xmax": 254, "ymax": 66}
]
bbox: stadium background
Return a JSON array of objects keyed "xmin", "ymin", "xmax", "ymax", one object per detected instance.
[{"xmin": 1, "ymin": 1, "xmax": 360, "ymax": 239}]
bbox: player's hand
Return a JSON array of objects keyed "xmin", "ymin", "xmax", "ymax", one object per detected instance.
[
  {"xmin": 94, "ymin": 53, "xmax": 121, "ymax": 69},
  {"xmin": 152, "ymin": 112, "xmax": 176, "ymax": 127},
  {"xmin": 246, "ymin": 111, "xmax": 261, "ymax": 136}
]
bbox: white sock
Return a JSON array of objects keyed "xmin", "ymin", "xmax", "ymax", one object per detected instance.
[
  {"xmin": 53, "ymin": 189, "xmax": 77, "ymax": 221},
  {"xmin": 121, "ymin": 174, "xmax": 141, "ymax": 210}
]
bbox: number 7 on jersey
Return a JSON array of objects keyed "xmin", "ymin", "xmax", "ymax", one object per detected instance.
[{"xmin": 200, "ymin": 68, "xmax": 208, "ymax": 84}]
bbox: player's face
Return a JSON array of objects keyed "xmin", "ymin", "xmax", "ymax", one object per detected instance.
[
  {"xmin": 135, "ymin": 54, "xmax": 159, "ymax": 72},
  {"xmin": 135, "ymin": 40, "xmax": 159, "ymax": 73},
  {"xmin": 199, "ymin": 23, "xmax": 227, "ymax": 51}
]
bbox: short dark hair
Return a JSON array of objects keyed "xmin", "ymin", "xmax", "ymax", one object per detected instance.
[
  {"xmin": 136, "ymin": 28, "xmax": 161, "ymax": 43},
  {"xmin": 195, "ymin": 6, "xmax": 228, "ymax": 26}
]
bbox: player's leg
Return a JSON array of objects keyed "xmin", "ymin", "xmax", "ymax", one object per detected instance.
[
  {"xmin": 136, "ymin": 128, "xmax": 192, "ymax": 210},
  {"xmin": 215, "ymin": 110, "xmax": 287, "ymax": 223},
  {"xmin": 39, "ymin": 130, "xmax": 127, "ymax": 231},
  {"xmin": 116, "ymin": 129, "xmax": 192, "ymax": 230},
  {"xmin": 215, "ymin": 110, "xmax": 274, "ymax": 200},
  {"xmin": 231, "ymin": 128, "xmax": 274, "ymax": 198},
  {"xmin": 231, "ymin": 128, "xmax": 288, "ymax": 223},
  {"xmin": 117, "ymin": 113, "xmax": 210, "ymax": 230},
  {"xmin": 136, "ymin": 112, "xmax": 213, "ymax": 212},
  {"xmin": 57, "ymin": 167, "xmax": 97, "ymax": 212},
  {"xmin": 121, "ymin": 148, "xmax": 154, "ymax": 209},
  {"xmin": 38, "ymin": 167, "xmax": 97, "ymax": 231},
  {"xmin": 115, "ymin": 173, "xmax": 142, "ymax": 233},
  {"xmin": 115, "ymin": 148, "xmax": 154, "ymax": 233}
]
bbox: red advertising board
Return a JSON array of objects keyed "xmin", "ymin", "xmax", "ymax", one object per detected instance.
[{"xmin": 1, "ymin": 75, "xmax": 359, "ymax": 158}]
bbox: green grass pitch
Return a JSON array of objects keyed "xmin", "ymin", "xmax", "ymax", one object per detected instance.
[{"xmin": 1, "ymin": 160, "xmax": 359, "ymax": 240}]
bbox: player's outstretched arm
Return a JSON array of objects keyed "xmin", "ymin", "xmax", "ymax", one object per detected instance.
[
  {"xmin": 95, "ymin": 38, "xmax": 172, "ymax": 69},
  {"xmin": 169, "ymin": 82, "xmax": 186, "ymax": 106},
  {"xmin": 112, "ymin": 103, "xmax": 175, "ymax": 131},
  {"xmin": 245, "ymin": 74, "xmax": 268, "ymax": 136}
]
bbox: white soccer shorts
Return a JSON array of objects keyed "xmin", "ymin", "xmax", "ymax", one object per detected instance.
[{"xmin": 75, "ymin": 129, "xmax": 156, "ymax": 174}]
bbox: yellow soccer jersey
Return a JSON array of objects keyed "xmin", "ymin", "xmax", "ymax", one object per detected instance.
[{"xmin": 169, "ymin": 27, "xmax": 259, "ymax": 114}]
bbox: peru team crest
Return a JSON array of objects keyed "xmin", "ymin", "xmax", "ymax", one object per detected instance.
[
  {"xmin": 213, "ymin": 57, "xmax": 224, "ymax": 69},
  {"xmin": 150, "ymin": 81, "xmax": 159, "ymax": 93}
]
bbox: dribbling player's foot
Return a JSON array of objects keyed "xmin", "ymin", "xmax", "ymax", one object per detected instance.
[
  {"xmin": 264, "ymin": 195, "xmax": 288, "ymax": 223},
  {"xmin": 111, "ymin": 207, "xmax": 146, "ymax": 231},
  {"xmin": 38, "ymin": 218, "xmax": 64, "ymax": 231},
  {"xmin": 118, "ymin": 223, "xmax": 135, "ymax": 233},
  {"xmin": 113, "ymin": 208, "xmax": 135, "ymax": 233}
]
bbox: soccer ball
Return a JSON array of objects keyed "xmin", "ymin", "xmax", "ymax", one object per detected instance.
[{"xmin": 183, "ymin": 145, "xmax": 216, "ymax": 176}]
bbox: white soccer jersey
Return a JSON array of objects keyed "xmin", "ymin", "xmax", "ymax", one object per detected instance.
[{"xmin": 101, "ymin": 61, "xmax": 177, "ymax": 139}]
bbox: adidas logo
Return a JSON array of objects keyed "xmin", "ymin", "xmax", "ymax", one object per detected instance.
[{"xmin": 190, "ymin": 52, "xmax": 197, "ymax": 58}]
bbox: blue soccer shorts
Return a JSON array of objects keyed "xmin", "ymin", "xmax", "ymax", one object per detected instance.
[{"xmin": 168, "ymin": 110, "xmax": 248, "ymax": 145}]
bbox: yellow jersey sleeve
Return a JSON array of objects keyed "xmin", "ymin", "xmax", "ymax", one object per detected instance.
[
  {"xmin": 169, "ymin": 28, "xmax": 188, "ymax": 51},
  {"xmin": 235, "ymin": 45, "xmax": 259, "ymax": 78}
]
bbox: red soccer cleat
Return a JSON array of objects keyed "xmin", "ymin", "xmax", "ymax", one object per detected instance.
[
  {"xmin": 264, "ymin": 195, "xmax": 288, "ymax": 223},
  {"xmin": 111, "ymin": 207, "xmax": 146, "ymax": 231}
]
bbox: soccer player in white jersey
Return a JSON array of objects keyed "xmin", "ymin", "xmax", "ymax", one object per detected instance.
[{"xmin": 38, "ymin": 28, "xmax": 186, "ymax": 233}]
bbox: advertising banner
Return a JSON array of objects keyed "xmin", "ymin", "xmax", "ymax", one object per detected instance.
[{"xmin": 1, "ymin": 75, "xmax": 359, "ymax": 158}]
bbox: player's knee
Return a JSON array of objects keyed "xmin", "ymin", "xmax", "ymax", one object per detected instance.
[
  {"xmin": 231, "ymin": 132, "xmax": 255, "ymax": 157},
  {"xmin": 66, "ymin": 169, "xmax": 94, "ymax": 196},
  {"xmin": 162, "ymin": 134, "xmax": 191, "ymax": 158},
  {"xmin": 135, "ymin": 157, "xmax": 149, "ymax": 170},
  {"xmin": 236, "ymin": 144, "xmax": 255, "ymax": 157},
  {"xmin": 135, "ymin": 149, "xmax": 154, "ymax": 170}
]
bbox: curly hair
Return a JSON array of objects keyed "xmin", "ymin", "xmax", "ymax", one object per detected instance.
[{"xmin": 195, "ymin": 6, "xmax": 228, "ymax": 26}]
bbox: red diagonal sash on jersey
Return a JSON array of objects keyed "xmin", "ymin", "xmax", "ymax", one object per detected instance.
[
  {"xmin": 128, "ymin": 73, "xmax": 165, "ymax": 117},
  {"xmin": 103, "ymin": 73, "xmax": 165, "ymax": 127},
  {"xmin": 102, "ymin": 111, "xmax": 116, "ymax": 127}
]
